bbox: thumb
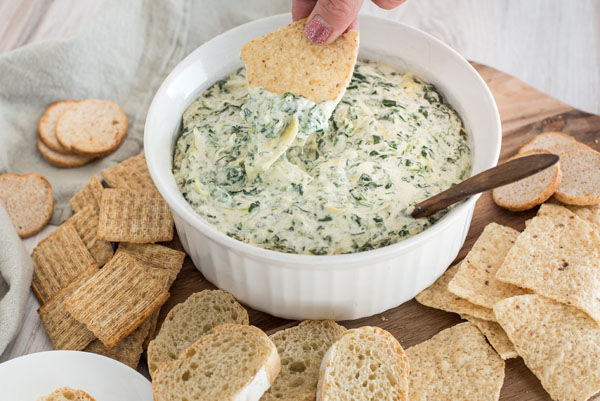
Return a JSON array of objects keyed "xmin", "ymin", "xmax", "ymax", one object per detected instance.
[{"xmin": 305, "ymin": 0, "xmax": 363, "ymax": 44}]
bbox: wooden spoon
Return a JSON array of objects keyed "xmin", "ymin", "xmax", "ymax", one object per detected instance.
[{"xmin": 410, "ymin": 153, "xmax": 560, "ymax": 218}]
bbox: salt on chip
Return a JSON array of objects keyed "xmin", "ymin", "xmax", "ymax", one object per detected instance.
[
  {"xmin": 64, "ymin": 252, "xmax": 170, "ymax": 349},
  {"xmin": 31, "ymin": 223, "xmax": 98, "ymax": 304},
  {"xmin": 494, "ymin": 294, "xmax": 600, "ymax": 401},
  {"xmin": 101, "ymin": 152, "xmax": 156, "ymax": 190},
  {"xmin": 415, "ymin": 262, "xmax": 496, "ymax": 321},
  {"xmin": 65, "ymin": 204, "xmax": 113, "ymax": 266},
  {"xmin": 406, "ymin": 322, "xmax": 505, "ymax": 401},
  {"xmin": 70, "ymin": 175, "xmax": 103, "ymax": 212},
  {"xmin": 97, "ymin": 189, "xmax": 174, "ymax": 243},
  {"xmin": 37, "ymin": 267, "xmax": 97, "ymax": 350},
  {"xmin": 241, "ymin": 18, "xmax": 359, "ymax": 104},
  {"xmin": 448, "ymin": 223, "xmax": 527, "ymax": 308},
  {"xmin": 462, "ymin": 314, "xmax": 517, "ymax": 360},
  {"xmin": 496, "ymin": 203, "xmax": 600, "ymax": 324}
]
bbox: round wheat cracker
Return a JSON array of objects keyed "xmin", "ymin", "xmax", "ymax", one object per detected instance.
[
  {"xmin": 37, "ymin": 138, "xmax": 95, "ymax": 168},
  {"xmin": 56, "ymin": 99, "xmax": 127, "ymax": 157},
  {"xmin": 492, "ymin": 149, "xmax": 562, "ymax": 211},
  {"xmin": 0, "ymin": 173, "xmax": 53, "ymax": 238},
  {"xmin": 38, "ymin": 100, "xmax": 79, "ymax": 153}
]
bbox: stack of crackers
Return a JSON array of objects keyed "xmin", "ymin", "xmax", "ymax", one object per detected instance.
[
  {"xmin": 416, "ymin": 201, "xmax": 600, "ymax": 400},
  {"xmin": 34, "ymin": 152, "xmax": 186, "ymax": 369}
]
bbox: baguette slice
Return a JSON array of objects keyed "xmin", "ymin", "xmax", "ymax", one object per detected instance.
[
  {"xmin": 518, "ymin": 131, "xmax": 577, "ymax": 154},
  {"xmin": 317, "ymin": 326, "xmax": 409, "ymax": 401},
  {"xmin": 153, "ymin": 324, "xmax": 280, "ymax": 401},
  {"xmin": 263, "ymin": 320, "xmax": 346, "ymax": 401},
  {"xmin": 37, "ymin": 387, "xmax": 96, "ymax": 401},
  {"xmin": 147, "ymin": 289, "xmax": 249, "ymax": 377},
  {"xmin": 553, "ymin": 149, "xmax": 600, "ymax": 205},
  {"xmin": 492, "ymin": 150, "xmax": 562, "ymax": 211}
]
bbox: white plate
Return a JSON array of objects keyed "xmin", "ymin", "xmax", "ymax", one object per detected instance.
[{"xmin": 0, "ymin": 351, "xmax": 153, "ymax": 400}]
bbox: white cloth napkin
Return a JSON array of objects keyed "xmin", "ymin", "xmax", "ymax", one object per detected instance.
[{"xmin": 0, "ymin": 0, "xmax": 289, "ymax": 356}]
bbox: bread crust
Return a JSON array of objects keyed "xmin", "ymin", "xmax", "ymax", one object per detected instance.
[
  {"xmin": 0, "ymin": 172, "xmax": 53, "ymax": 237},
  {"xmin": 518, "ymin": 131, "xmax": 576, "ymax": 154},
  {"xmin": 492, "ymin": 150, "xmax": 562, "ymax": 211}
]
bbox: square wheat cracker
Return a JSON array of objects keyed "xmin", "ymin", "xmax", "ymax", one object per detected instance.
[
  {"xmin": 31, "ymin": 223, "xmax": 98, "ymax": 304},
  {"xmin": 496, "ymin": 203, "xmax": 600, "ymax": 324},
  {"xmin": 462, "ymin": 314, "xmax": 517, "ymax": 360},
  {"xmin": 565, "ymin": 202, "xmax": 600, "ymax": 231},
  {"xmin": 97, "ymin": 188, "xmax": 173, "ymax": 243},
  {"xmin": 64, "ymin": 252, "xmax": 170, "ymax": 349},
  {"xmin": 448, "ymin": 223, "xmax": 527, "ymax": 308},
  {"xmin": 70, "ymin": 174, "xmax": 103, "ymax": 212},
  {"xmin": 37, "ymin": 267, "xmax": 97, "ymax": 350},
  {"xmin": 101, "ymin": 152, "xmax": 156, "ymax": 190},
  {"xmin": 116, "ymin": 242, "xmax": 184, "ymax": 282},
  {"xmin": 415, "ymin": 262, "xmax": 496, "ymax": 321},
  {"xmin": 241, "ymin": 18, "xmax": 359, "ymax": 104},
  {"xmin": 406, "ymin": 322, "xmax": 505, "ymax": 401},
  {"xmin": 84, "ymin": 264, "xmax": 175, "ymax": 366},
  {"xmin": 65, "ymin": 204, "xmax": 113, "ymax": 266},
  {"xmin": 494, "ymin": 294, "xmax": 600, "ymax": 401}
]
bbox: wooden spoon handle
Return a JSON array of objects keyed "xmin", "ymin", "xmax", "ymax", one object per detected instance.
[{"xmin": 410, "ymin": 153, "xmax": 560, "ymax": 218}]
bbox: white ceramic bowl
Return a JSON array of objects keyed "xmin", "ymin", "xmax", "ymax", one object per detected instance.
[{"xmin": 145, "ymin": 13, "xmax": 501, "ymax": 320}]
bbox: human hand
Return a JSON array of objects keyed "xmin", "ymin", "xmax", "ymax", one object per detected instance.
[{"xmin": 293, "ymin": 0, "xmax": 406, "ymax": 44}]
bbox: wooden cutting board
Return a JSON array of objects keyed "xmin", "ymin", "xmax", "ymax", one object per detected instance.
[{"xmin": 156, "ymin": 63, "xmax": 600, "ymax": 401}]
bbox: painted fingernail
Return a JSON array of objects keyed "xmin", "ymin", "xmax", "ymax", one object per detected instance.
[{"xmin": 305, "ymin": 15, "xmax": 332, "ymax": 44}]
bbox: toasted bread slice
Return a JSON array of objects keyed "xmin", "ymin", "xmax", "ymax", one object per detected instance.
[
  {"xmin": 56, "ymin": 99, "xmax": 127, "ymax": 156},
  {"xmin": 153, "ymin": 324, "xmax": 280, "ymax": 401},
  {"xmin": 37, "ymin": 387, "xmax": 96, "ymax": 401},
  {"xmin": 553, "ymin": 149, "xmax": 600, "ymax": 205},
  {"xmin": 492, "ymin": 150, "xmax": 562, "ymax": 211},
  {"xmin": 147, "ymin": 289, "xmax": 249, "ymax": 377},
  {"xmin": 317, "ymin": 326, "xmax": 409, "ymax": 401},
  {"xmin": 263, "ymin": 320, "xmax": 346, "ymax": 401},
  {"xmin": 38, "ymin": 100, "xmax": 79, "ymax": 153},
  {"xmin": 518, "ymin": 131, "xmax": 577, "ymax": 154},
  {"xmin": 37, "ymin": 138, "xmax": 95, "ymax": 168},
  {"xmin": 0, "ymin": 173, "xmax": 53, "ymax": 238}
]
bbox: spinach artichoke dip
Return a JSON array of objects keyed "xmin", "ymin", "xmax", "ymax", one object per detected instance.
[{"xmin": 173, "ymin": 60, "xmax": 471, "ymax": 255}]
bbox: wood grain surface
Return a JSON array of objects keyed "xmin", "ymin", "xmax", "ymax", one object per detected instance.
[{"xmin": 153, "ymin": 63, "xmax": 600, "ymax": 401}]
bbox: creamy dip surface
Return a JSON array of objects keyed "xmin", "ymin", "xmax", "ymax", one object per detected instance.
[{"xmin": 173, "ymin": 60, "xmax": 472, "ymax": 255}]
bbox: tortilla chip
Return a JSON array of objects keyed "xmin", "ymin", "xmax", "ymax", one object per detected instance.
[
  {"xmin": 448, "ymin": 223, "xmax": 527, "ymax": 308},
  {"xmin": 31, "ymin": 223, "xmax": 98, "ymax": 304},
  {"xmin": 462, "ymin": 315, "xmax": 517, "ymax": 360},
  {"xmin": 415, "ymin": 262, "xmax": 496, "ymax": 321},
  {"xmin": 565, "ymin": 203, "xmax": 600, "ymax": 231},
  {"xmin": 494, "ymin": 294, "xmax": 600, "ymax": 401},
  {"xmin": 101, "ymin": 152, "xmax": 156, "ymax": 190},
  {"xmin": 97, "ymin": 189, "xmax": 174, "ymax": 243},
  {"xmin": 37, "ymin": 268, "xmax": 97, "ymax": 350},
  {"xmin": 116, "ymin": 242, "xmax": 184, "ymax": 283},
  {"xmin": 69, "ymin": 175, "xmax": 103, "ymax": 212},
  {"xmin": 64, "ymin": 252, "xmax": 170, "ymax": 349},
  {"xmin": 65, "ymin": 204, "xmax": 113, "ymax": 266},
  {"xmin": 241, "ymin": 18, "xmax": 359, "ymax": 103},
  {"xmin": 496, "ymin": 204, "xmax": 600, "ymax": 324},
  {"xmin": 406, "ymin": 322, "xmax": 505, "ymax": 401}
]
